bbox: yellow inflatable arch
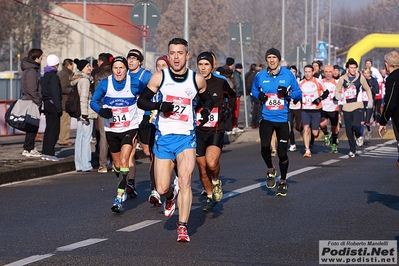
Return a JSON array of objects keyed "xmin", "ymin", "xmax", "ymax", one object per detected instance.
[{"xmin": 346, "ymin": 33, "xmax": 399, "ymax": 65}]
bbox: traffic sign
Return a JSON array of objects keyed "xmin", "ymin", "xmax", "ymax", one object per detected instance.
[
  {"xmin": 317, "ymin": 41, "xmax": 327, "ymax": 59},
  {"xmin": 130, "ymin": 1, "xmax": 160, "ymax": 29},
  {"xmin": 318, "ymin": 41, "xmax": 327, "ymax": 51},
  {"xmin": 230, "ymin": 23, "xmax": 252, "ymax": 46}
]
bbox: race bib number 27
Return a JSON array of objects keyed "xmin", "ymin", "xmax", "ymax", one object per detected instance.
[{"xmin": 164, "ymin": 95, "xmax": 191, "ymax": 122}]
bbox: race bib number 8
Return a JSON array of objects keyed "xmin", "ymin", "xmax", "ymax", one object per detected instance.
[{"xmin": 196, "ymin": 107, "xmax": 218, "ymax": 127}]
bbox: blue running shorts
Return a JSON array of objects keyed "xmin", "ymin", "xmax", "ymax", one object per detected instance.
[{"xmin": 153, "ymin": 133, "xmax": 196, "ymax": 161}]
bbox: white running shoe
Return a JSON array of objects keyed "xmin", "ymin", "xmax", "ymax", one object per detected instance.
[
  {"xmin": 356, "ymin": 136, "xmax": 364, "ymax": 147},
  {"xmin": 164, "ymin": 185, "xmax": 179, "ymax": 217},
  {"xmin": 173, "ymin": 176, "xmax": 180, "ymax": 193},
  {"xmin": 348, "ymin": 151, "xmax": 355, "ymax": 158},
  {"xmin": 29, "ymin": 148, "xmax": 42, "ymax": 157},
  {"xmin": 148, "ymin": 190, "xmax": 162, "ymax": 206},
  {"xmin": 289, "ymin": 144, "xmax": 296, "ymax": 152},
  {"xmin": 232, "ymin": 127, "xmax": 244, "ymax": 133},
  {"xmin": 41, "ymin": 155, "xmax": 60, "ymax": 161}
]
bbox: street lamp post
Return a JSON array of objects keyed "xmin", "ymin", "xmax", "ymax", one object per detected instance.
[
  {"xmin": 328, "ymin": 0, "xmax": 331, "ymax": 64},
  {"xmin": 334, "ymin": 46, "xmax": 339, "ymax": 65},
  {"xmin": 281, "ymin": 0, "xmax": 285, "ymax": 60}
]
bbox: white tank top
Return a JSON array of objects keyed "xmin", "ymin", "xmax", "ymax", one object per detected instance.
[
  {"xmin": 322, "ymin": 79, "xmax": 339, "ymax": 112},
  {"xmin": 156, "ymin": 68, "xmax": 198, "ymax": 136},
  {"xmin": 102, "ymin": 75, "xmax": 139, "ymax": 133}
]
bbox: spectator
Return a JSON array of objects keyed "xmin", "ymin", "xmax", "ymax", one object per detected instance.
[
  {"xmin": 245, "ymin": 63, "xmax": 258, "ymax": 128},
  {"xmin": 57, "ymin": 58, "xmax": 74, "ymax": 146},
  {"xmin": 223, "ymin": 57, "xmax": 235, "ymax": 71},
  {"xmin": 71, "ymin": 58, "xmax": 97, "ymax": 172},
  {"xmin": 232, "ymin": 63, "xmax": 244, "ymax": 133},
  {"xmin": 21, "ymin": 48, "xmax": 43, "ymax": 158},
  {"xmin": 93, "ymin": 52, "xmax": 113, "ymax": 173},
  {"xmin": 40, "ymin": 54, "xmax": 62, "ymax": 161}
]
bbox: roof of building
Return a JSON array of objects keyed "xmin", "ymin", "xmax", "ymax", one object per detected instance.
[{"xmin": 59, "ymin": 3, "xmax": 142, "ymax": 47}]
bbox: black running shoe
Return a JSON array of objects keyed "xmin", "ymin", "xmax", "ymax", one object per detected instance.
[
  {"xmin": 276, "ymin": 181, "xmax": 287, "ymax": 197},
  {"xmin": 202, "ymin": 198, "xmax": 214, "ymax": 212},
  {"xmin": 126, "ymin": 180, "xmax": 138, "ymax": 198}
]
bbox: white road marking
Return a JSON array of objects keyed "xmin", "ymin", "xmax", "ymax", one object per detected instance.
[
  {"xmin": 320, "ymin": 159, "xmax": 340, "ymax": 165},
  {"xmin": 56, "ymin": 238, "xmax": 107, "ymax": 252},
  {"xmin": 4, "ymin": 254, "xmax": 54, "ymax": 266},
  {"xmin": 117, "ymin": 220, "xmax": 161, "ymax": 232},
  {"xmin": 223, "ymin": 166, "xmax": 319, "ymax": 198}
]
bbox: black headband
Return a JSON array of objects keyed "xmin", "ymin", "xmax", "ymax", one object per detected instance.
[{"xmin": 127, "ymin": 51, "xmax": 143, "ymax": 62}]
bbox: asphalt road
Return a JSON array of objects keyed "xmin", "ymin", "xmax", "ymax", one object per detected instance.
[{"xmin": 0, "ymin": 137, "xmax": 398, "ymax": 266}]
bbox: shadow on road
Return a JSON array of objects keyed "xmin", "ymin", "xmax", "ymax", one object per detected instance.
[{"xmin": 365, "ymin": 190, "xmax": 399, "ymax": 211}]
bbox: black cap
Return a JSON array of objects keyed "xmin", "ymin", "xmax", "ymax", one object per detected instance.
[
  {"xmin": 226, "ymin": 57, "xmax": 235, "ymax": 66},
  {"xmin": 197, "ymin": 52, "xmax": 214, "ymax": 66},
  {"xmin": 235, "ymin": 63, "xmax": 243, "ymax": 69},
  {"xmin": 333, "ymin": 64, "xmax": 340, "ymax": 70},
  {"xmin": 265, "ymin": 48, "xmax": 281, "ymax": 61},
  {"xmin": 73, "ymin": 58, "xmax": 90, "ymax": 71},
  {"xmin": 111, "ymin": 56, "xmax": 128, "ymax": 69}
]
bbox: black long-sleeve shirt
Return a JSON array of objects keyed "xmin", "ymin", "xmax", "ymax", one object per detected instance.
[{"xmin": 379, "ymin": 68, "xmax": 399, "ymax": 127}]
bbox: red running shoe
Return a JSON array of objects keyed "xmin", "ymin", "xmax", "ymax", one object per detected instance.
[{"xmin": 177, "ymin": 225, "xmax": 190, "ymax": 242}]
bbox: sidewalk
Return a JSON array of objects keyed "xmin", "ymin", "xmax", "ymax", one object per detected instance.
[
  {"xmin": 0, "ymin": 125, "xmax": 394, "ymax": 186},
  {"xmin": 0, "ymin": 130, "xmax": 243, "ymax": 185}
]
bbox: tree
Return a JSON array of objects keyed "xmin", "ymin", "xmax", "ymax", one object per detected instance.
[{"xmin": 0, "ymin": 0, "xmax": 63, "ymax": 71}]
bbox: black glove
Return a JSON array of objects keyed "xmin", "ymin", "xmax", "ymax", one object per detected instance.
[
  {"xmin": 156, "ymin": 102, "xmax": 174, "ymax": 113},
  {"xmin": 139, "ymin": 115, "xmax": 152, "ymax": 130},
  {"xmin": 333, "ymin": 96, "xmax": 339, "ymax": 102},
  {"xmin": 198, "ymin": 108, "xmax": 210, "ymax": 127},
  {"xmin": 321, "ymin": 89, "xmax": 329, "ymax": 100},
  {"xmin": 258, "ymin": 92, "xmax": 268, "ymax": 102},
  {"xmin": 312, "ymin": 97, "xmax": 322, "ymax": 105},
  {"xmin": 222, "ymin": 106, "xmax": 231, "ymax": 121},
  {"xmin": 277, "ymin": 86, "xmax": 290, "ymax": 97},
  {"xmin": 99, "ymin": 108, "xmax": 113, "ymax": 119}
]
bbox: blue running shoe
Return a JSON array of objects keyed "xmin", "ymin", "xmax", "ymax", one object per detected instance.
[{"xmin": 111, "ymin": 196, "xmax": 123, "ymax": 213}]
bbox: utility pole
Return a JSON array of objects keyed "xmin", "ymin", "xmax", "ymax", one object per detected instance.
[
  {"xmin": 184, "ymin": 0, "xmax": 189, "ymax": 66},
  {"xmin": 281, "ymin": 0, "xmax": 285, "ymax": 60}
]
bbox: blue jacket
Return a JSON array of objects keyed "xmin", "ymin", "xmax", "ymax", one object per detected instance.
[{"xmin": 251, "ymin": 67, "xmax": 301, "ymax": 122}]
